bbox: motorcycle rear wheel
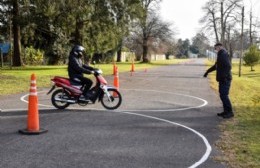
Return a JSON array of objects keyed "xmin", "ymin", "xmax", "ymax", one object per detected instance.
[
  {"xmin": 51, "ymin": 89, "xmax": 70, "ymax": 109},
  {"xmin": 101, "ymin": 88, "xmax": 122, "ymax": 110}
]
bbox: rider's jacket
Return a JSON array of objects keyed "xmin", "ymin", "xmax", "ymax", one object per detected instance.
[{"xmin": 68, "ymin": 53, "xmax": 94, "ymax": 81}]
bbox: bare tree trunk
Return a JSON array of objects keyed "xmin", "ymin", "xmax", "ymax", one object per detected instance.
[
  {"xmin": 229, "ymin": 45, "xmax": 233, "ymax": 62},
  {"xmin": 142, "ymin": 37, "xmax": 149, "ymax": 62},
  {"xmin": 249, "ymin": 7, "xmax": 253, "ymax": 45},
  {"xmin": 250, "ymin": 66, "xmax": 254, "ymax": 71},
  {"xmin": 12, "ymin": 0, "xmax": 22, "ymax": 66},
  {"xmin": 117, "ymin": 47, "xmax": 122, "ymax": 62},
  {"xmin": 220, "ymin": 2, "xmax": 225, "ymax": 46},
  {"xmin": 140, "ymin": 0, "xmax": 162, "ymax": 63},
  {"xmin": 239, "ymin": 6, "xmax": 244, "ymax": 77},
  {"xmin": 227, "ymin": 26, "xmax": 232, "ymax": 62},
  {"xmin": 212, "ymin": 12, "xmax": 219, "ymax": 43}
]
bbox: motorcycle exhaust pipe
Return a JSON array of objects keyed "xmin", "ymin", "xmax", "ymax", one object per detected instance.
[{"xmin": 54, "ymin": 98, "xmax": 76, "ymax": 103}]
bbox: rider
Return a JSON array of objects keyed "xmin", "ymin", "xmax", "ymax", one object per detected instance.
[{"xmin": 68, "ymin": 45, "xmax": 95, "ymax": 99}]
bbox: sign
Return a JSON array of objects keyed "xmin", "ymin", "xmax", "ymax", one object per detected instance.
[{"xmin": 0, "ymin": 43, "xmax": 11, "ymax": 54}]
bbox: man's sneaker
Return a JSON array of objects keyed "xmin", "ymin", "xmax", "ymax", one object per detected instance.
[
  {"xmin": 217, "ymin": 112, "xmax": 227, "ymax": 117},
  {"xmin": 222, "ymin": 112, "xmax": 234, "ymax": 119}
]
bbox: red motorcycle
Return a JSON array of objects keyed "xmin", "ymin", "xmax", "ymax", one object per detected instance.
[{"xmin": 47, "ymin": 69, "xmax": 122, "ymax": 110}]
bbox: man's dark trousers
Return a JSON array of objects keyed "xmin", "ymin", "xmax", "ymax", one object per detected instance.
[{"xmin": 219, "ymin": 80, "xmax": 233, "ymax": 113}]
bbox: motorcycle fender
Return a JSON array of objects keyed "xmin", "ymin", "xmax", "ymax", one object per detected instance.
[
  {"xmin": 98, "ymin": 86, "xmax": 117, "ymax": 102},
  {"xmin": 47, "ymin": 85, "xmax": 56, "ymax": 95}
]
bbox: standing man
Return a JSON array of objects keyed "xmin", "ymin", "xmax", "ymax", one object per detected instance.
[{"xmin": 204, "ymin": 43, "xmax": 234, "ymax": 119}]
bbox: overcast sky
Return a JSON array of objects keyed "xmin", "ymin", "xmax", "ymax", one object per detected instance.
[{"xmin": 160, "ymin": 0, "xmax": 260, "ymax": 41}]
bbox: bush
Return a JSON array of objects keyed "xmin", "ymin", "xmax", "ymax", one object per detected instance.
[
  {"xmin": 24, "ymin": 46, "xmax": 44, "ymax": 65},
  {"xmin": 243, "ymin": 45, "xmax": 260, "ymax": 71}
]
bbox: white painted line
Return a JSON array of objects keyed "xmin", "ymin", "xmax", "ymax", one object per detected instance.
[
  {"xmin": 120, "ymin": 89, "xmax": 208, "ymax": 112},
  {"xmin": 20, "ymin": 89, "xmax": 208, "ymax": 112},
  {"xmin": 20, "ymin": 92, "xmax": 104, "ymax": 110},
  {"xmin": 18, "ymin": 89, "xmax": 211, "ymax": 167},
  {"xmin": 0, "ymin": 107, "xmax": 55, "ymax": 113},
  {"xmin": 111, "ymin": 111, "xmax": 212, "ymax": 168},
  {"xmin": 20, "ymin": 92, "xmax": 53, "ymax": 108}
]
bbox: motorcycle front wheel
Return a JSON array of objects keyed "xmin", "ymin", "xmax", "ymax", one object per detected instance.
[
  {"xmin": 51, "ymin": 89, "xmax": 71, "ymax": 109},
  {"xmin": 101, "ymin": 88, "xmax": 122, "ymax": 110}
]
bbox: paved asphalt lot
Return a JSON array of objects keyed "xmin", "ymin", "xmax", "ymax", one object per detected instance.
[{"xmin": 0, "ymin": 59, "xmax": 227, "ymax": 168}]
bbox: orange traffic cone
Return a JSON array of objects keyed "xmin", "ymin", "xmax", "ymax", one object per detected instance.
[
  {"xmin": 113, "ymin": 67, "xmax": 119, "ymax": 97},
  {"xmin": 130, "ymin": 61, "xmax": 135, "ymax": 72},
  {"xmin": 19, "ymin": 73, "xmax": 47, "ymax": 135}
]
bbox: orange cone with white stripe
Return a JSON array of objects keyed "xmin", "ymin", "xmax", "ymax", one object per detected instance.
[
  {"xmin": 113, "ymin": 67, "xmax": 119, "ymax": 97},
  {"xmin": 19, "ymin": 73, "xmax": 47, "ymax": 135},
  {"xmin": 114, "ymin": 67, "xmax": 119, "ymax": 90}
]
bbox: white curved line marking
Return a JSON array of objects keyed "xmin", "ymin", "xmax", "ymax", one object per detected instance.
[
  {"xmin": 121, "ymin": 89, "xmax": 208, "ymax": 112},
  {"xmin": 20, "ymin": 92, "xmax": 53, "ymax": 108},
  {"xmin": 20, "ymin": 89, "xmax": 211, "ymax": 167},
  {"xmin": 112, "ymin": 111, "xmax": 212, "ymax": 168},
  {"xmin": 21, "ymin": 89, "xmax": 208, "ymax": 112}
]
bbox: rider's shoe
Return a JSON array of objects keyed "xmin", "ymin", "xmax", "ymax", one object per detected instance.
[
  {"xmin": 79, "ymin": 95, "xmax": 88, "ymax": 101},
  {"xmin": 84, "ymin": 91, "xmax": 91, "ymax": 97},
  {"xmin": 83, "ymin": 91, "xmax": 93, "ymax": 101}
]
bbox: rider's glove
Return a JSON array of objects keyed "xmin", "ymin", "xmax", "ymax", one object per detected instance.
[{"xmin": 94, "ymin": 71, "xmax": 99, "ymax": 76}]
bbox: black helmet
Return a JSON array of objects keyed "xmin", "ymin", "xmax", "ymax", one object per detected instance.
[{"xmin": 72, "ymin": 45, "xmax": 85, "ymax": 57}]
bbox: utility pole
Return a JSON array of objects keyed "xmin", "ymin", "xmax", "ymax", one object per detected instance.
[
  {"xmin": 239, "ymin": 6, "xmax": 244, "ymax": 77},
  {"xmin": 9, "ymin": 14, "xmax": 13, "ymax": 69},
  {"xmin": 0, "ymin": 48, "xmax": 3, "ymax": 68}
]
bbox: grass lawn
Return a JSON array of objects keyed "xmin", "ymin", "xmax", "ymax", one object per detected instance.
[
  {"xmin": 0, "ymin": 59, "xmax": 188, "ymax": 96},
  {"xmin": 206, "ymin": 60, "xmax": 260, "ymax": 168}
]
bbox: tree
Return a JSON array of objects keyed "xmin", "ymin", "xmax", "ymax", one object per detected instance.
[
  {"xmin": 139, "ymin": 0, "xmax": 163, "ymax": 62},
  {"xmin": 200, "ymin": 0, "xmax": 243, "ymax": 47},
  {"xmin": 163, "ymin": 39, "xmax": 177, "ymax": 59},
  {"xmin": 175, "ymin": 38, "xmax": 190, "ymax": 58},
  {"xmin": 243, "ymin": 45, "xmax": 260, "ymax": 71},
  {"xmin": 191, "ymin": 33, "xmax": 210, "ymax": 57},
  {"xmin": 0, "ymin": 0, "xmax": 23, "ymax": 66},
  {"xmin": 108, "ymin": 0, "xmax": 143, "ymax": 62},
  {"xmin": 76, "ymin": 0, "xmax": 143, "ymax": 63},
  {"xmin": 12, "ymin": 0, "xmax": 22, "ymax": 66},
  {"xmin": 248, "ymin": 2, "xmax": 260, "ymax": 46},
  {"xmin": 129, "ymin": 11, "xmax": 174, "ymax": 62},
  {"xmin": 220, "ymin": 0, "xmax": 242, "ymax": 46},
  {"xmin": 200, "ymin": 0, "xmax": 220, "ymax": 43},
  {"xmin": 0, "ymin": 0, "xmax": 145, "ymax": 65}
]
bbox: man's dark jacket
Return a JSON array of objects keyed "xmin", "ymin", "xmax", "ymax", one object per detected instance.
[
  {"xmin": 205, "ymin": 49, "xmax": 232, "ymax": 82},
  {"xmin": 68, "ymin": 53, "xmax": 93, "ymax": 81}
]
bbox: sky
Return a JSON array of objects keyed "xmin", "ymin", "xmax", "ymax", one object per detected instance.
[{"xmin": 160, "ymin": 0, "xmax": 260, "ymax": 41}]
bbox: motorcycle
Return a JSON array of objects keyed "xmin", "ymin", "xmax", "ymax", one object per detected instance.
[{"xmin": 47, "ymin": 69, "xmax": 122, "ymax": 110}]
